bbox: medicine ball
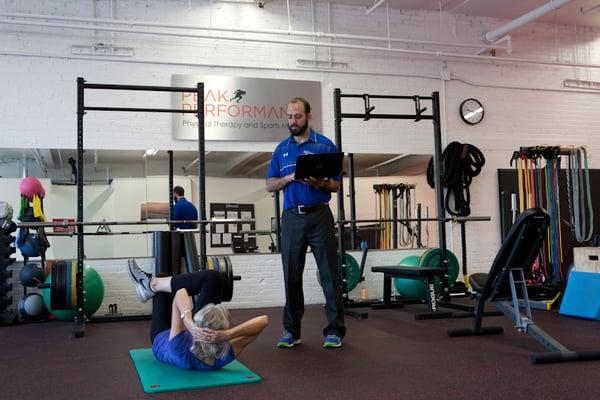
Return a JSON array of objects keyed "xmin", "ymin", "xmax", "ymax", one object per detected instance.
[
  {"xmin": 19, "ymin": 176, "xmax": 45, "ymax": 200},
  {"xmin": 18, "ymin": 293, "xmax": 47, "ymax": 319},
  {"xmin": 19, "ymin": 263, "xmax": 46, "ymax": 287},
  {"xmin": 17, "ymin": 232, "xmax": 43, "ymax": 257}
]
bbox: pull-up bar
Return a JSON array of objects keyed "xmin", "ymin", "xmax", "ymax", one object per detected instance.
[
  {"xmin": 73, "ymin": 77, "xmax": 206, "ymax": 338},
  {"xmin": 341, "ymin": 93, "xmax": 431, "ymax": 121},
  {"xmin": 83, "ymin": 83, "xmax": 197, "ymax": 92},
  {"xmin": 333, "ymin": 88, "xmax": 446, "ymax": 319}
]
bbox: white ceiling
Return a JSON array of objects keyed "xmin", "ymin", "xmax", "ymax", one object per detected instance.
[{"xmin": 326, "ymin": 0, "xmax": 600, "ymax": 28}]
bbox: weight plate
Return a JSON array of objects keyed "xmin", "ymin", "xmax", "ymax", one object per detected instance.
[
  {"xmin": 316, "ymin": 253, "xmax": 361, "ymax": 292},
  {"xmin": 212, "ymin": 256, "xmax": 220, "ymax": 272},
  {"xmin": 418, "ymin": 248, "xmax": 460, "ymax": 289}
]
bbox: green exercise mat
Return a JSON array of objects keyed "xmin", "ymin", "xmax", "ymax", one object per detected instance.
[{"xmin": 129, "ymin": 348, "xmax": 261, "ymax": 393}]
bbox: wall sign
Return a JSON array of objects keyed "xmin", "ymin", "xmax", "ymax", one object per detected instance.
[
  {"xmin": 210, "ymin": 203, "xmax": 255, "ymax": 251},
  {"xmin": 172, "ymin": 75, "xmax": 322, "ymax": 141}
]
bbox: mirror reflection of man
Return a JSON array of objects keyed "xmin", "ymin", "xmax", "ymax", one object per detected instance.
[
  {"xmin": 172, "ymin": 186, "xmax": 198, "ymax": 230},
  {"xmin": 265, "ymin": 97, "xmax": 346, "ymax": 350}
]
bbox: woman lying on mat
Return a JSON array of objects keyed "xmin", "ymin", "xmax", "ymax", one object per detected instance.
[{"xmin": 127, "ymin": 259, "xmax": 268, "ymax": 370}]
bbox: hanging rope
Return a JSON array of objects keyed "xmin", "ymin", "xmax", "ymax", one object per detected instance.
[
  {"xmin": 427, "ymin": 141, "xmax": 485, "ymax": 217},
  {"xmin": 427, "ymin": 142, "xmax": 485, "ymax": 284},
  {"xmin": 567, "ymin": 147, "xmax": 594, "ymax": 242},
  {"xmin": 398, "ymin": 185, "xmax": 414, "ymax": 247}
]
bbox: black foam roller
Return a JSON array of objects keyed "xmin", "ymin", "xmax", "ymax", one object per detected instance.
[
  {"xmin": 182, "ymin": 232, "xmax": 200, "ymax": 273},
  {"xmin": 153, "ymin": 232, "xmax": 171, "ymax": 276},
  {"xmin": 170, "ymin": 231, "xmax": 183, "ymax": 275}
]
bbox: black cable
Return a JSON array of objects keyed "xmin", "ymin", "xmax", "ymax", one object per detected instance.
[{"xmin": 427, "ymin": 141, "xmax": 485, "ymax": 217}]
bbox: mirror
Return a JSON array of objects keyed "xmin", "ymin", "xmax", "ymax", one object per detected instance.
[{"xmin": 0, "ymin": 148, "xmax": 436, "ymax": 260}]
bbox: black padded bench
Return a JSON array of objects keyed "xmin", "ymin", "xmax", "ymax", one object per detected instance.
[
  {"xmin": 448, "ymin": 208, "xmax": 600, "ymax": 364},
  {"xmin": 371, "ymin": 265, "xmax": 453, "ymax": 319}
]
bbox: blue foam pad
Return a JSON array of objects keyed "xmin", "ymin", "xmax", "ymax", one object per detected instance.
[
  {"xmin": 559, "ymin": 271, "xmax": 600, "ymax": 320},
  {"xmin": 129, "ymin": 348, "xmax": 261, "ymax": 393}
]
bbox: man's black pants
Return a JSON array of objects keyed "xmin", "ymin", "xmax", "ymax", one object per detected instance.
[{"xmin": 280, "ymin": 205, "xmax": 346, "ymax": 339}]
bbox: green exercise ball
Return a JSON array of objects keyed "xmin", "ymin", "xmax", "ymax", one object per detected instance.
[
  {"xmin": 393, "ymin": 255, "xmax": 427, "ymax": 300},
  {"xmin": 42, "ymin": 264, "xmax": 105, "ymax": 321}
]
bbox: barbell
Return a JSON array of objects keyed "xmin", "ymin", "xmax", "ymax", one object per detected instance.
[
  {"xmin": 17, "ymin": 218, "xmax": 254, "ymax": 229},
  {"xmin": 205, "ymin": 255, "xmax": 240, "ymax": 302},
  {"xmin": 337, "ymin": 215, "xmax": 491, "ymax": 224},
  {"xmin": 38, "ymin": 256, "xmax": 240, "ymax": 310}
]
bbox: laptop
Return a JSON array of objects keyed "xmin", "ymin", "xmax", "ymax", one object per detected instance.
[{"xmin": 294, "ymin": 152, "xmax": 344, "ymax": 180}]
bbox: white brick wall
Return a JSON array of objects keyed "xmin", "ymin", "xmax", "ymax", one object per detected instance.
[
  {"xmin": 7, "ymin": 249, "xmax": 426, "ymax": 317},
  {"xmin": 2, "ymin": 0, "xmax": 600, "ymax": 299}
]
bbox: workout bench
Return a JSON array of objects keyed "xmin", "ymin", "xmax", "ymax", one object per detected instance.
[
  {"xmin": 448, "ymin": 208, "xmax": 600, "ymax": 364},
  {"xmin": 370, "ymin": 264, "xmax": 453, "ymax": 318}
]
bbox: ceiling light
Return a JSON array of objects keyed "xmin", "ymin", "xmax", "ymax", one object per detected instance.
[
  {"xmin": 563, "ymin": 79, "xmax": 600, "ymax": 90},
  {"xmin": 296, "ymin": 59, "xmax": 348, "ymax": 70},
  {"xmin": 71, "ymin": 43, "xmax": 134, "ymax": 57},
  {"xmin": 144, "ymin": 149, "xmax": 159, "ymax": 157},
  {"xmin": 216, "ymin": 0, "xmax": 258, "ymax": 3}
]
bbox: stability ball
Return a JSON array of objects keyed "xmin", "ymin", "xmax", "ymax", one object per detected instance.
[
  {"xmin": 42, "ymin": 264, "xmax": 105, "ymax": 321},
  {"xmin": 393, "ymin": 255, "xmax": 427, "ymax": 300}
]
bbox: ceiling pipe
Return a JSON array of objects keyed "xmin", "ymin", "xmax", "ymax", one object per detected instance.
[
  {"xmin": 366, "ymin": 0, "xmax": 386, "ymax": 15},
  {"xmin": 580, "ymin": 4, "xmax": 600, "ymax": 14},
  {"xmin": 56, "ymin": 149, "xmax": 69, "ymax": 177},
  {"xmin": 485, "ymin": 0, "xmax": 572, "ymax": 42},
  {"xmin": 29, "ymin": 149, "xmax": 48, "ymax": 177},
  {"xmin": 0, "ymin": 12, "xmax": 509, "ymax": 51},
  {"xmin": 362, "ymin": 154, "xmax": 408, "ymax": 172},
  {"xmin": 2, "ymin": 30, "xmax": 599, "ymax": 72},
  {"xmin": 183, "ymin": 152, "xmax": 211, "ymax": 174},
  {"xmin": 0, "ymin": 18, "xmax": 516, "ymax": 62},
  {"xmin": 21, "ymin": 153, "xmax": 28, "ymax": 178},
  {"xmin": 245, "ymin": 160, "xmax": 271, "ymax": 176},
  {"xmin": 447, "ymin": 0, "xmax": 472, "ymax": 13}
]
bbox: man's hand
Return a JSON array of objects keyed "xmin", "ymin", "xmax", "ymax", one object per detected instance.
[
  {"xmin": 302, "ymin": 176, "xmax": 340, "ymax": 192},
  {"xmin": 303, "ymin": 176, "xmax": 327, "ymax": 188},
  {"xmin": 283, "ymin": 173, "xmax": 295, "ymax": 185},
  {"xmin": 266, "ymin": 174, "xmax": 296, "ymax": 192}
]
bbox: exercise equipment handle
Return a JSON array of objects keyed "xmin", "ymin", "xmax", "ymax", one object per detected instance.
[{"xmin": 452, "ymin": 216, "xmax": 491, "ymax": 222}]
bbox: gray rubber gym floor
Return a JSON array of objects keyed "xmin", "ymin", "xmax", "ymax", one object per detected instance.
[{"xmin": 1, "ymin": 304, "xmax": 599, "ymax": 399}]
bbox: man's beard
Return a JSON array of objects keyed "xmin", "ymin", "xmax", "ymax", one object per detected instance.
[{"xmin": 288, "ymin": 121, "xmax": 308, "ymax": 137}]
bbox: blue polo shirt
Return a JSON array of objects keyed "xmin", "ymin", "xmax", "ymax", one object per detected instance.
[
  {"xmin": 172, "ymin": 197, "xmax": 198, "ymax": 229},
  {"xmin": 266, "ymin": 128, "xmax": 340, "ymax": 210}
]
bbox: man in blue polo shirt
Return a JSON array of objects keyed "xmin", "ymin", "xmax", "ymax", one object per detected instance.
[
  {"xmin": 172, "ymin": 186, "xmax": 198, "ymax": 230},
  {"xmin": 266, "ymin": 97, "xmax": 346, "ymax": 349}
]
